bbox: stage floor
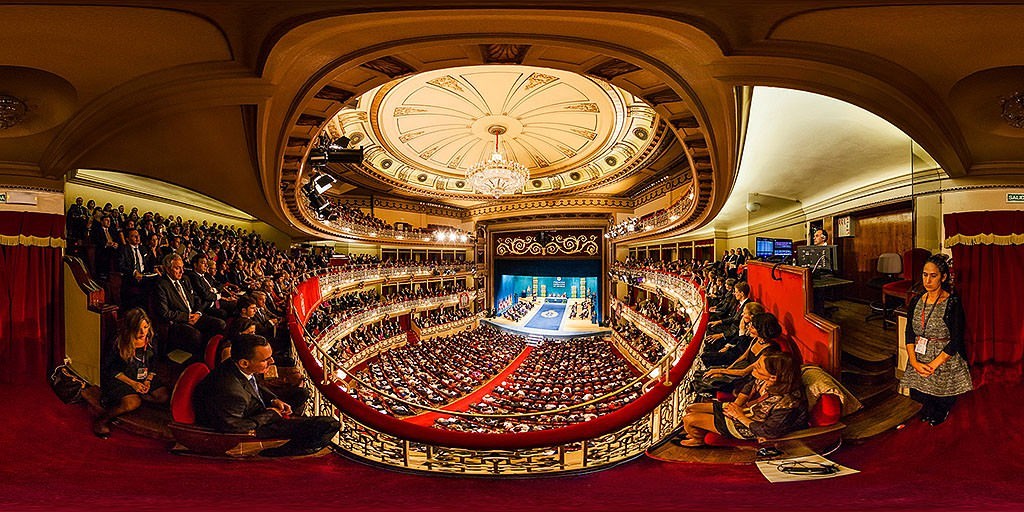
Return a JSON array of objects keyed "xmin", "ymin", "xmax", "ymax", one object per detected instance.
[{"xmin": 487, "ymin": 298, "xmax": 610, "ymax": 338}]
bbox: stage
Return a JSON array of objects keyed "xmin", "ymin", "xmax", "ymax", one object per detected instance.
[{"xmin": 487, "ymin": 298, "xmax": 610, "ymax": 339}]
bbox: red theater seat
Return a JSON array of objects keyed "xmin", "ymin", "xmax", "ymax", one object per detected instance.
[
  {"xmin": 168, "ymin": 362, "xmax": 286, "ymax": 457},
  {"xmin": 204, "ymin": 335, "xmax": 224, "ymax": 370}
]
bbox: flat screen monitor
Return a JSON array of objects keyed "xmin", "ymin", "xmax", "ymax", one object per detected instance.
[
  {"xmin": 755, "ymin": 237, "xmax": 774, "ymax": 258},
  {"xmin": 772, "ymin": 239, "xmax": 793, "ymax": 257},
  {"xmin": 797, "ymin": 244, "xmax": 838, "ymax": 273}
]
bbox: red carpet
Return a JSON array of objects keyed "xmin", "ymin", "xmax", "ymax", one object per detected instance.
[
  {"xmin": 405, "ymin": 347, "xmax": 532, "ymax": 426},
  {"xmin": 2, "ymin": 377, "xmax": 1023, "ymax": 511}
]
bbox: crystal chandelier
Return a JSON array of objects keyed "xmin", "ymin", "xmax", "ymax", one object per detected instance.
[
  {"xmin": 466, "ymin": 125, "xmax": 529, "ymax": 198},
  {"xmin": 0, "ymin": 95, "xmax": 28, "ymax": 130}
]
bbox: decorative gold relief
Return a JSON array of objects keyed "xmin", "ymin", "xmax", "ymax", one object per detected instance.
[
  {"xmin": 427, "ymin": 75, "xmax": 465, "ymax": 93},
  {"xmin": 495, "ymin": 233, "xmax": 599, "ymax": 256},
  {"xmin": 523, "ymin": 72, "xmax": 558, "ymax": 91},
  {"xmin": 394, "ymin": 107, "xmax": 429, "ymax": 117},
  {"xmin": 570, "ymin": 128, "xmax": 598, "ymax": 140},
  {"xmin": 564, "ymin": 102, "xmax": 599, "ymax": 113},
  {"xmin": 399, "ymin": 130, "xmax": 426, "ymax": 143}
]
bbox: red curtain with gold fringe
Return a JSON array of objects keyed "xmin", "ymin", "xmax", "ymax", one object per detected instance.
[
  {"xmin": 944, "ymin": 211, "xmax": 1024, "ymax": 386},
  {"xmin": 0, "ymin": 211, "xmax": 65, "ymax": 384}
]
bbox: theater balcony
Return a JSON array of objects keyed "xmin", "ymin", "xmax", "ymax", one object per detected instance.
[{"xmin": 287, "ymin": 266, "xmax": 709, "ymax": 475}]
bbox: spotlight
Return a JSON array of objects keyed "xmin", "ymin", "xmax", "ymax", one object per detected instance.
[
  {"xmin": 326, "ymin": 147, "xmax": 364, "ymax": 163},
  {"xmin": 330, "ymin": 136, "xmax": 351, "ymax": 149},
  {"xmin": 308, "ymin": 147, "xmax": 329, "ymax": 167},
  {"xmin": 312, "ymin": 173, "xmax": 336, "ymax": 194}
]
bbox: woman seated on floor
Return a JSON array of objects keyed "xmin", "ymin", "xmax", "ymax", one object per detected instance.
[
  {"xmin": 93, "ymin": 308, "xmax": 169, "ymax": 438},
  {"xmin": 677, "ymin": 351, "xmax": 807, "ymax": 446}
]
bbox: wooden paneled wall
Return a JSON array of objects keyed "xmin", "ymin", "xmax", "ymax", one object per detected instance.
[{"xmin": 837, "ymin": 206, "xmax": 913, "ymax": 302}]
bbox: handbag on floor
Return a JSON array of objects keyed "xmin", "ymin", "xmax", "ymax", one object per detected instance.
[{"xmin": 49, "ymin": 364, "xmax": 89, "ymax": 404}]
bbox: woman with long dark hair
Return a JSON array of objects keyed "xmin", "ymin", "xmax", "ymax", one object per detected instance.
[
  {"xmin": 901, "ymin": 254, "xmax": 972, "ymax": 425},
  {"xmin": 678, "ymin": 351, "xmax": 808, "ymax": 446},
  {"xmin": 93, "ymin": 308, "xmax": 169, "ymax": 438}
]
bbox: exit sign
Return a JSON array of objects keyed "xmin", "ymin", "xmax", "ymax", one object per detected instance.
[
  {"xmin": 0, "ymin": 192, "xmax": 6, "ymax": 203},
  {"xmin": 1009, "ymin": 193, "xmax": 1024, "ymax": 203}
]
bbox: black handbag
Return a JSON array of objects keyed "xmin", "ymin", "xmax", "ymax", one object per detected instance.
[{"xmin": 49, "ymin": 364, "xmax": 89, "ymax": 404}]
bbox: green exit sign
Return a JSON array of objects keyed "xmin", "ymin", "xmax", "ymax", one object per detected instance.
[
  {"xmin": 1009, "ymin": 193, "xmax": 1024, "ymax": 203},
  {"xmin": 0, "ymin": 192, "xmax": 6, "ymax": 204}
]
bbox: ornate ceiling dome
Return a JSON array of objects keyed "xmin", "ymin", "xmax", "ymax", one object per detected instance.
[{"xmin": 325, "ymin": 65, "xmax": 664, "ymax": 201}]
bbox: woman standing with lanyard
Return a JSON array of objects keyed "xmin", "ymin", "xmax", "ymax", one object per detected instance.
[{"xmin": 901, "ymin": 254, "xmax": 973, "ymax": 426}]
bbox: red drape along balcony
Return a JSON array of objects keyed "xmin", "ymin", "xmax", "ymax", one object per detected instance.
[
  {"xmin": 0, "ymin": 211, "xmax": 65, "ymax": 385},
  {"xmin": 944, "ymin": 211, "xmax": 1024, "ymax": 386}
]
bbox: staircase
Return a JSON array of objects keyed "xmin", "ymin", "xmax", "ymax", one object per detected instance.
[{"xmin": 831, "ymin": 300, "xmax": 921, "ymax": 441}]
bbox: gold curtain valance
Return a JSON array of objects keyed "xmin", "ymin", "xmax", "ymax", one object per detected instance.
[
  {"xmin": 0, "ymin": 234, "xmax": 66, "ymax": 248},
  {"xmin": 944, "ymin": 233, "xmax": 1024, "ymax": 247}
]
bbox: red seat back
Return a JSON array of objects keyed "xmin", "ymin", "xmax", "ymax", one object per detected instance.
[
  {"xmin": 171, "ymin": 362, "xmax": 211, "ymax": 424},
  {"xmin": 204, "ymin": 334, "xmax": 224, "ymax": 369}
]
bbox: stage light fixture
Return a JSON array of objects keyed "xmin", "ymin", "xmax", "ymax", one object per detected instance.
[
  {"xmin": 326, "ymin": 147, "xmax": 364, "ymax": 163},
  {"xmin": 331, "ymin": 136, "xmax": 351, "ymax": 149},
  {"xmin": 312, "ymin": 173, "xmax": 336, "ymax": 194}
]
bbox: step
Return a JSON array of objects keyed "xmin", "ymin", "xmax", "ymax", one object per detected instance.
[
  {"xmin": 841, "ymin": 361, "xmax": 896, "ymax": 386},
  {"xmin": 841, "ymin": 349, "xmax": 897, "ymax": 371},
  {"xmin": 842, "ymin": 392, "xmax": 921, "ymax": 441},
  {"xmin": 844, "ymin": 379, "xmax": 897, "ymax": 408}
]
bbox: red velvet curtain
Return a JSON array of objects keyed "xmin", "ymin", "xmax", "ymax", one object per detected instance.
[
  {"xmin": 944, "ymin": 211, "xmax": 1024, "ymax": 386},
  {"xmin": 0, "ymin": 211, "xmax": 65, "ymax": 385}
]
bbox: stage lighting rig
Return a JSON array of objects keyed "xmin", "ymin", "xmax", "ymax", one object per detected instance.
[{"xmin": 307, "ymin": 134, "xmax": 365, "ymax": 167}]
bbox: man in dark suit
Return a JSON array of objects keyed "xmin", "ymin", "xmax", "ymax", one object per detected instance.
[
  {"xmin": 90, "ymin": 215, "xmax": 119, "ymax": 277},
  {"xmin": 193, "ymin": 334, "xmax": 337, "ymax": 457},
  {"xmin": 186, "ymin": 254, "xmax": 229, "ymax": 319},
  {"xmin": 706, "ymin": 281, "xmax": 751, "ymax": 338},
  {"xmin": 118, "ymin": 228, "xmax": 157, "ymax": 310},
  {"xmin": 154, "ymin": 253, "xmax": 225, "ymax": 357}
]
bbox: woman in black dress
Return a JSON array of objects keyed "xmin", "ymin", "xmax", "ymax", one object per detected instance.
[{"xmin": 93, "ymin": 308, "xmax": 169, "ymax": 438}]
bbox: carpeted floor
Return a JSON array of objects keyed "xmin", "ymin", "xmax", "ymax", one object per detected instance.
[
  {"xmin": 2, "ymin": 378, "xmax": 1022, "ymax": 511},
  {"xmin": 524, "ymin": 303, "xmax": 566, "ymax": 330},
  {"xmin": 405, "ymin": 347, "xmax": 532, "ymax": 426}
]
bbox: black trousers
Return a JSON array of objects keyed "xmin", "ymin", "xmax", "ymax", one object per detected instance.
[
  {"xmin": 255, "ymin": 416, "xmax": 338, "ymax": 452},
  {"xmin": 910, "ymin": 388, "xmax": 957, "ymax": 419},
  {"xmin": 167, "ymin": 315, "xmax": 226, "ymax": 356}
]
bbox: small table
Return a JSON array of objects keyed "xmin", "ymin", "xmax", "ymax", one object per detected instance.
[{"xmin": 812, "ymin": 275, "xmax": 853, "ymax": 318}]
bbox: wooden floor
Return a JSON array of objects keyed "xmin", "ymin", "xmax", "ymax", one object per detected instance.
[{"xmin": 831, "ymin": 300, "xmax": 898, "ymax": 363}]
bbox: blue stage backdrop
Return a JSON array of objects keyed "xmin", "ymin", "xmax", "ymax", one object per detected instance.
[{"xmin": 493, "ymin": 259, "xmax": 601, "ymax": 323}]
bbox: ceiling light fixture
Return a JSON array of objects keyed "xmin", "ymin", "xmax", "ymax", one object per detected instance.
[
  {"xmin": 1001, "ymin": 91, "xmax": 1024, "ymax": 129},
  {"xmin": 0, "ymin": 95, "xmax": 28, "ymax": 129},
  {"xmin": 466, "ymin": 125, "xmax": 529, "ymax": 198}
]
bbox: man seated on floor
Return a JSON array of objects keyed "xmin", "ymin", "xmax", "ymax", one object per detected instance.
[{"xmin": 193, "ymin": 334, "xmax": 338, "ymax": 457}]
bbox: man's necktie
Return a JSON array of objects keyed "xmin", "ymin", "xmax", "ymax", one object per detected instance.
[
  {"xmin": 173, "ymin": 280, "xmax": 191, "ymax": 313},
  {"xmin": 133, "ymin": 246, "xmax": 144, "ymax": 273},
  {"xmin": 248, "ymin": 376, "xmax": 264, "ymax": 405}
]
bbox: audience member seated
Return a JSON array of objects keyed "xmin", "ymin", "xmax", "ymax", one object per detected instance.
[
  {"xmin": 193, "ymin": 334, "xmax": 338, "ymax": 457},
  {"xmin": 351, "ymin": 326, "xmax": 525, "ymax": 416},
  {"xmin": 433, "ymin": 337, "xmax": 640, "ymax": 432},
  {"xmin": 707, "ymin": 281, "xmax": 750, "ymax": 333},
  {"xmin": 677, "ymin": 351, "xmax": 808, "ymax": 447},
  {"xmin": 118, "ymin": 228, "xmax": 160, "ymax": 311},
  {"xmin": 93, "ymin": 308, "xmax": 169, "ymax": 438},
  {"xmin": 695, "ymin": 312, "xmax": 783, "ymax": 395},
  {"xmin": 502, "ymin": 300, "xmax": 534, "ymax": 322},
  {"xmin": 416, "ymin": 307, "xmax": 473, "ymax": 329},
  {"xmin": 701, "ymin": 301, "xmax": 766, "ymax": 368},
  {"xmin": 154, "ymin": 253, "xmax": 226, "ymax": 358},
  {"xmin": 613, "ymin": 319, "xmax": 665, "ymax": 364}
]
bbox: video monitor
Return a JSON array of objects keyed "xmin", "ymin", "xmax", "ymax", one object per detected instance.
[
  {"xmin": 755, "ymin": 237, "xmax": 775, "ymax": 258},
  {"xmin": 796, "ymin": 244, "xmax": 838, "ymax": 273},
  {"xmin": 772, "ymin": 239, "xmax": 793, "ymax": 257}
]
